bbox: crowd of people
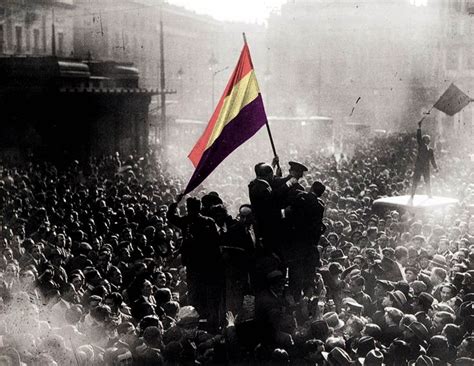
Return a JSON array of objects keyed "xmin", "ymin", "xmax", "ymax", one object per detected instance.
[{"xmin": 0, "ymin": 126, "xmax": 473, "ymax": 365}]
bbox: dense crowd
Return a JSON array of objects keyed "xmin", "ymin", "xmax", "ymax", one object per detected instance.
[{"xmin": 0, "ymin": 128, "xmax": 473, "ymax": 365}]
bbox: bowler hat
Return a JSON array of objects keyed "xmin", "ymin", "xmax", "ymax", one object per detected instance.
[
  {"xmin": 354, "ymin": 336, "xmax": 376, "ymax": 357},
  {"xmin": 417, "ymin": 292, "xmax": 435, "ymax": 310},
  {"xmin": 322, "ymin": 312, "xmax": 345, "ymax": 330},
  {"xmin": 430, "ymin": 254, "xmax": 448, "ymax": 269},
  {"xmin": 388, "ymin": 290, "xmax": 407, "ymax": 309},
  {"xmin": 322, "ymin": 347, "xmax": 352, "ymax": 366},
  {"xmin": 310, "ymin": 319, "xmax": 330, "ymax": 340},
  {"xmin": 395, "ymin": 281, "xmax": 411, "ymax": 298},
  {"xmin": 410, "ymin": 281, "xmax": 428, "ymax": 294},
  {"xmin": 404, "ymin": 321, "xmax": 429, "ymax": 342},
  {"xmin": 266, "ymin": 270, "xmax": 284, "ymax": 284},
  {"xmin": 376, "ymin": 280, "xmax": 395, "ymax": 291},
  {"xmin": 360, "ymin": 349, "xmax": 384, "ymax": 366}
]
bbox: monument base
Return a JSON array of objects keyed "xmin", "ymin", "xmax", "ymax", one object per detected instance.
[{"xmin": 373, "ymin": 195, "xmax": 459, "ymax": 210}]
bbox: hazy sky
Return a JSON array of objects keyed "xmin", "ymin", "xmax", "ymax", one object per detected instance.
[{"xmin": 166, "ymin": 0, "xmax": 287, "ymax": 23}]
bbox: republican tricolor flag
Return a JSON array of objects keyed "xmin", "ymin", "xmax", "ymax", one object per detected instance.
[{"xmin": 184, "ymin": 41, "xmax": 268, "ymax": 194}]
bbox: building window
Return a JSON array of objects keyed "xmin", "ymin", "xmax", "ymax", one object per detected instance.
[
  {"xmin": 33, "ymin": 29, "xmax": 39, "ymax": 53},
  {"xmin": 42, "ymin": 15, "xmax": 46, "ymax": 53},
  {"xmin": 15, "ymin": 26, "xmax": 22, "ymax": 53},
  {"xmin": 25, "ymin": 28, "xmax": 30, "ymax": 51},
  {"xmin": 467, "ymin": 49, "xmax": 474, "ymax": 70},
  {"xmin": 58, "ymin": 32, "xmax": 64, "ymax": 55},
  {"xmin": 6, "ymin": 18, "xmax": 12, "ymax": 50},
  {"xmin": 0, "ymin": 25, "xmax": 3, "ymax": 54},
  {"xmin": 446, "ymin": 49, "xmax": 459, "ymax": 70}
]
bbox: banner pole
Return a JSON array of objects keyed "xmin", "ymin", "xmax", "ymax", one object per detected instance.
[{"xmin": 242, "ymin": 32, "xmax": 281, "ymax": 172}]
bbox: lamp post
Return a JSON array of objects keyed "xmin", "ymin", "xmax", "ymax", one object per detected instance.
[
  {"xmin": 211, "ymin": 66, "xmax": 229, "ymax": 112},
  {"xmin": 208, "ymin": 53, "xmax": 218, "ymax": 111},
  {"xmin": 177, "ymin": 67, "xmax": 184, "ymax": 109}
]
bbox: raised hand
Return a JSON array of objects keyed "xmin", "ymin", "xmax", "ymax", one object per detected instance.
[
  {"xmin": 271, "ymin": 155, "xmax": 280, "ymax": 167},
  {"xmin": 225, "ymin": 311, "xmax": 236, "ymax": 327}
]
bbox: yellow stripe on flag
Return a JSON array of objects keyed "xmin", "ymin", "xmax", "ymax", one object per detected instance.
[{"xmin": 205, "ymin": 70, "xmax": 260, "ymax": 149}]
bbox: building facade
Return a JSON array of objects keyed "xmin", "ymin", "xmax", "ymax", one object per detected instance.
[
  {"xmin": 436, "ymin": 0, "xmax": 474, "ymax": 140},
  {"xmin": 72, "ymin": 0, "xmax": 266, "ymax": 122},
  {"xmin": 0, "ymin": 56, "xmax": 156, "ymax": 161},
  {"xmin": 266, "ymin": 0, "xmax": 443, "ymax": 132},
  {"xmin": 0, "ymin": 0, "xmax": 74, "ymax": 57}
]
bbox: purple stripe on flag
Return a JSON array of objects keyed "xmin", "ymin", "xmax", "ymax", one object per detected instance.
[{"xmin": 184, "ymin": 94, "xmax": 267, "ymax": 194}]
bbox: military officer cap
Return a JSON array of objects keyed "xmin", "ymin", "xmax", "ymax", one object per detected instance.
[{"xmin": 289, "ymin": 161, "xmax": 308, "ymax": 172}]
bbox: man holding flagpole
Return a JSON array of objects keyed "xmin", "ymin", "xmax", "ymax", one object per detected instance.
[
  {"xmin": 183, "ymin": 34, "xmax": 273, "ymax": 196},
  {"xmin": 410, "ymin": 119, "xmax": 439, "ymax": 199}
]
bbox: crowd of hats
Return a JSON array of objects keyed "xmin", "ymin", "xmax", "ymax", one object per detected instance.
[{"xmin": 0, "ymin": 130, "xmax": 471, "ymax": 365}]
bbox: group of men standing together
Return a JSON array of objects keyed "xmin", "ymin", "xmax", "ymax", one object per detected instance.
[
  {"xmin": 167, "ymin": 158, "xmax": 326, "ymax": 330},
  {"xmin": 249, "ymin": 158, "xmax": 326, "ymax": 302}
]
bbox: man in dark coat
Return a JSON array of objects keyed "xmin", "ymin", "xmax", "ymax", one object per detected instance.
[
  {"xmin": 248, "ymin": 162, "xmax": 295, "ymax": 256},
  {"xmin": 255, "ymin": 270, "xmax": 293, "ymax": 349},
  {"xmin": 272, "ymin": 161, "xmax": 308, "ymax": 208},
  {"xmin": 222, "ymin": 204, "xmax": 260, "ymax": 313},
  {"xmin": 167, "ymin": 197, "xmax": 222, "ymax": 327},
  {"xmin": 284, "ymin": 181, "xmax": 326, "ymax": 301},
  {"xmin": 410, "ymin": 119, "xmax": 439, "ymax": 198}
]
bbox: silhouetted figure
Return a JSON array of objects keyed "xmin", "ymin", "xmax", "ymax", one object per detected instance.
[{"xmin": 410, "ymin": 119, "xmax": 438, "ymax": 199}]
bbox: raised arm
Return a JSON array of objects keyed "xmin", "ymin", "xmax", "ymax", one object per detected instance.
[
  {"xmin": 417, "ymin": 119, "xmax": 422, "ymax": 145},
  {"xmin": 167, "ymin": 201, "xmax": 186, "ymax": 230}
]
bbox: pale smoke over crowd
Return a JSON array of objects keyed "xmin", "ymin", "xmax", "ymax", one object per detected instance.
[{"xmin": 1, "ymin": 1, "xmax": 474, "ymax": 365}]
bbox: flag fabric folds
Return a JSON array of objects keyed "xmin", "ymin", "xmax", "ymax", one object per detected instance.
[
  {"xmin": 184, "ymin": 43, "xmax": 268, "ymax": 194},
  {"xmin": 433, "ymin": 83, "xmax": 471, "ymax": 116}
]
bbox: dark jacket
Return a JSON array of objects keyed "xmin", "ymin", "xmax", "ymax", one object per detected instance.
[
  {"xmin": 255, "ymin": 288, "xmax": 291, "ymax": 347},
  {"xmin": 415, "ymin": 128, "xmax": 437, "ymax": 172},
  {"xmin": 167, "ymin": 205, "xmax": 221, "ymax": 277}
]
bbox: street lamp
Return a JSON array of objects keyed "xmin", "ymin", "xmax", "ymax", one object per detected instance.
[
  {"xmin": 177, "ymin": 67, "xmax": 184, "ymax": 108},
  {"xmin": 208, "ymin": 52, "xmax": 218, "ymax": 71}
]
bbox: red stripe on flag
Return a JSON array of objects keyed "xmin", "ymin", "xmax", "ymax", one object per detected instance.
[{"xmin": 188, "ymin": 44, "xmax": 254, "ymax": 167}]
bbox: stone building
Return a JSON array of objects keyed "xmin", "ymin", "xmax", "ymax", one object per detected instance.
[{"xmin": 0, "ymin": 0, "xmax": 74, "ymax": 57}]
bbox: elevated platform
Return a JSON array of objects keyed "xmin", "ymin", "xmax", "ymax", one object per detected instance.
[{"xmin": 373, "ymin": 195, "xmax": 459, "ymax": 211}]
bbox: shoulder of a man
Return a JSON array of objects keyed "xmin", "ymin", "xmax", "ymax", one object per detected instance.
[{"xmin": 249, "ymin": 179, "xmax": 271, "ymax": 192}]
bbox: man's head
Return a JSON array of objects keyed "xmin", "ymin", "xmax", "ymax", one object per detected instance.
[
  {"xmin": 405, "ymin": 267, "xmax": 418, "ymax": 283},
  {"xmin": 186, "ymin": 197, "xmax": 201, "ymax": 215},
  {"xmin": 395, "ymin": 246, "xmax": 409, "ymax": 266},
  {"xmin": 254, "ymin": 162, "xmax": 274, "ymax": 182},
  {"xmin": 439, "ymin": 284, "xmax": 456, "ymax": 303},
  {"xmin": 350, "ymin": 276, "xmax": 365, "ymax": 294},
  {"xmin": 311, "ymin": 181, "xmax": 326, "ymax": 197},
  {"xmin": 238, "ymin": 204, "xmax": 254, "ymax": 225},
  {"xmin": 266, "ymin": 270, "xmax": 286, "ymax": 296},
  {"xmin": 384, "ymin": 307, "xmax": 404, "ymax": 327},
  {"xmin": 430, "ymin": 267, "xmax": 447, "ymax": 286},
  {"xmin": 432, "ymin": 311, "xmax": 455, "ymax": 333},
  {"xmin": 422, "ymin": 134, "xmax": 431, "ymax": 145},
  {"xmin": 288, "ymin": 161, "xmax": 308, "ymax": 179}
]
